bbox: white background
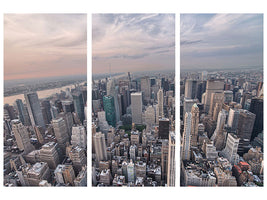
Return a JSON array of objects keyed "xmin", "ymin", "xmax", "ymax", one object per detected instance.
[{"xmin": 0, "ymin": 0, "xmax": 266, "ymax": 199}]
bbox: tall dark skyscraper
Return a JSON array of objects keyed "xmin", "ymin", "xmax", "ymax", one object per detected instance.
[
  {"xmin": 24, "ymin": 92, "xmax": 45, "ymax": 128},
  {"xmin": 73, "ymin": 92, "xmax": 85, "ymax": 123},
  {"xmin": 41, "ymin": 100, "xmax": 52, "ymax": 125},
  {"xmin": 16, "ymin": 99, "xmax": 26, "ymax": 125},
  {"xmin": 249, "ymin": 97, "xmax": 263, "ymax": 141},
  {"xmin": 236, "ymin": 110, "xmax": 256, "ymax": 155},
  {"xmin": 103, "ymin": 95, "xmax": 116, "ymax": 127},
  {"xmin": 159, "ymin": 118, "xmax": 170, "ymax": 139}
]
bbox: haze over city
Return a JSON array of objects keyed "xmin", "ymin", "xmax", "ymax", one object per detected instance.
[
  {"xmin": 180, "ymin": 14, "xmax": 263, "ymax": 71},
  {"xmin": 4, "ymin": 14, "xmax": 87, "ymax": 80},
  {"xmin": 92, "ymin": 14, "xmax": 175, "ymax": 74}
]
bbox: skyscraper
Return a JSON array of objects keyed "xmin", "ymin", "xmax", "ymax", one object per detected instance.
[
  {"xmin": 141, "ymin": 76, "xmax": 151, "ymax": 103},
  {"xmin": 11, "ymin": 120, "xmax": 34, "ymax": 154},
  {"xmin": 204, "ymin": 79, "xmax": 224, "ymax": 113},
  {"xmin": 185, "ymin": 79, "xmax": 198, "ymax": 99},
  {"xmin": 103, "ymin": 95, "xmax": 116, "ymax": 127},
  {"xmin": 72, "ymin": 92, "xmax": 85, "ymax": 123},
  {"xmin": 159, "ymin": 118, "xmax": 169, "ymax": 139},
  {"xmin": 236, "ymin": 110, "xmax": 256, "ymax": 155},
  {"xmin": 167, "ymin": 131, "xmax": 175, "ymax": 186},
  {"xmin": 16, "ymin": 99, "xmax": 26, "ymax": 125},
  {"xmin": 41, "ymin": 100, "xmax": 52, "ymax": 125},
  {"xmin": 249, "ymin": 97, "xmax": 263, "ymax": 141},
  {"xmin": 190, "ymin": 104, "xmax": 199, "ymax": 147},
  {"xmin": 182, "ymin": 112, "xmax": 192, "ymax": 160},
  {"xmin": 157, "ymin": 88, "xmax": 164, "ymax": 118},
  {"xmin": 24, "ymin": 92, "xmax": 45, "ymax": 128},
  {"xmin": 71, "ymin": 125, "xmax": 87, "ymax": 149},
  {"xmin": 39, "ymin": 142, "xmax": 60, "ymax": 169},
  {"xmin": 52, "ymin": 117, "xmax": 69, "ymax": 153},
  {"xmin": 93, "ymin": 132, "xmax": 107, "ymax": 165},
  {"xmin": 131, "ymin": 92, "xmax": 143, "ymax": 124}
]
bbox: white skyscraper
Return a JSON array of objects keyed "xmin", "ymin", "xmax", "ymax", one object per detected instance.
[
  {"xmin": 131, "ymin": 92, "xmax": 143, "ymax": 124},
  {"xmin": 71, "ymin": 125, "xmax": 87, "ymax": 149},
  {"xmin": 211, "ymin": 110, "xmax": 227, "ymax": 141},
  {"xmin": 182, "ymin": 112, "xmax": 192, "ymax": 160},
  {"xmin": 11, "ymin": 119, "xmax": 34, "ymax": 154},
  {"xmin": 167, "ymin": 131, "xmax": 175, "ymax": 186},
  {"xmin": 222, "ymin": 133, "xmax": 240, "ymax": 165},
  {"xmin": 157, "ymin": 88, "xmax": 164, "ymax": 119},
  {"xmin": 52, "ymin": 117, "xmax": 69, "ymax": 153},
  {"xmin": 144, "ymin": 105, "xmax": 156, "ymax": 127},
  {"xmin": 127, "ymin": 159, "xmax": 135, "ymax": 183},
  {"xmin": 93, "ymin": 132, "xmax": 107, "ymax": 165}
]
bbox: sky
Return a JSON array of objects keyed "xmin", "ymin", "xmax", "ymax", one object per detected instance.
[
  {"xmin": 92, "ymin": 14, "xmax": 175, "ymax": 74},
  {"xmin": 4, "ymin": 14, "xmax": 87, "ymax": 80},
  {"xmin": 180, "ymin": 14, "xmax": 263, "ymax": 71}
]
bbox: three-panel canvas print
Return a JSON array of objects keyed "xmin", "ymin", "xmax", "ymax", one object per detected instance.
[{"xmin": 3, "ymin": 13, "xmax": 263, "ymax": 187}]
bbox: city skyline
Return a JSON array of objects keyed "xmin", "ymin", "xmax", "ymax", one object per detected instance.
[
  {"xmin": 92, "ymin": 14, "xmax": 175, "ymax": 74},
  {"xmin": 181, "ymin": 14, "xmax": 263, "ymax": 70},
  {"xmin": 4, "ymin": 14, "xmax": 87, "ymax": 80}
]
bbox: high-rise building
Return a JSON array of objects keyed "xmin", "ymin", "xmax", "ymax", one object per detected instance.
[
  {"xmin": 16, "ymin": 99, "xmax": 26, "ymax": 125},
  {"xmin": 204, "ymin": 79, "xmax": 224, "ymax": 113},
  {"xmin": 222, "ymin": 133, "xmax": 240, "ymax": 165},
  {"xmin": 107, "ymin": 79, "xmax": 121, "ymax": 122},
  {"xmin": 54, "ymin": 164, "xmax": 76, "ymax": 186},
  {"xmin": 159, "ymin": 118, "xmax": 169, "ymax": 139},
  {"xmin": 141, "ymin": 76, "xmax": 151, "ymax": 103},
  {"xmin": 227, "ymin": 108, "xmax": 240, "ymax": 132},
  {"xmin": 185, "ymin": 79, "xmax": 198, "ymax": 99},
  {"xmin": 209, "ymin": 92, "xmax": 224, "ymax": 121},
  {"xmin": 39, "ymin": 142, "xmax": 60, "ymax": 169},
  {"xmin": 190, "ymin": 104, "xmax": 199, "ymax": 147},
  {"xmin": 68, "ymin": 145, "xmax": 87, "ymax": 173},
  {"xmin": 127, "ymin": 160, "xmax": 135, "ymax": 183},
  {"xmin": 161, "ymin": 140, "xmax": 168, "ymax": 183},
  {"xmin": 211, "ymin": 109, "xmax": 227, "ymax": 141},
  {"xmin": 183, "ymin": 98, "xmax": 198, "ymax": 121},
  {"xmin": 224, "ymin": 91, "xmax": 233, "ymax": 104},
  {"xmin": 131, "ymin": 92, "xmax": 142, "ymax": 124},
  {"xmin": 11, "ymin": 120, "xmax": 34, "ymax": 154},
  {"xmin": 144, "ymin": 105, "xmax": 156, "ymax": 127},
  {"xmin": 52, "ymin": 117, "xmax": 69, "ymax": 153},
  {"xmin": 71, "ymin": 125, "xmax": 87, "ymax": 149},
  {"xmin": 182, "ymin": 112, "xmax": 192, "ymax": 160},
  {"xmin": 24, "ymin": 92, "xmax": 45, "ymax": 128},
  {"xmin": 41, "ymin": 100, "xmax": 52, "ymax": 125},
  {"xmin": 93, "ymin": 132, "xmax": 107, "ymax": 165},
  {"xmin": 249, "ymin": 97, "xmax": 263, "ymax": 141},
  {"xmin": 103, "ymin": 95, "xmax": 116, "ymax": 127},
  {"xmin": 167, "ymin": 131, "xmax": 175, "ymax": 186},
  {"xmin": 72, "ymin": 92, "xmax": 85, "ymax": 123},
  {"xmin": 236, "ymin": 110, "xmax": 256, "ymax": 155},
  {"xmin": 157, "ymin": 88, "xmax": 164, "ymax": 118}
]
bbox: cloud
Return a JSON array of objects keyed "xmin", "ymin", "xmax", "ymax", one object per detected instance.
[
  {"xmin": 92, "ymin": 14, "xmax": 175, "ymax": 74},
  {"xmin": 180, "ymin": 14, "xmax": 263, "ymax": 70},
  {"xmin": 4, "ymin": 14, "xmax": 87, "ymax": 80}
]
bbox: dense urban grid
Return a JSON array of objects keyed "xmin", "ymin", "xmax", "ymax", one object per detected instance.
[
  {"xmin": 4, "ymin": 81, "xmax": 87, "ymax": 186},
  {"xmin": 180, "ymin": 68, "xmax": 263, "ymax": 187},
  {"xmin": 92, "ymin": 71, "xmax": 175, "ymax": 186}
]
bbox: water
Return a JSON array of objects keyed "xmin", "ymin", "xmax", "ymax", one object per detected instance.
[{"xmin": 4, "ymin": 82, "xmax": 86, "ymax": 105}]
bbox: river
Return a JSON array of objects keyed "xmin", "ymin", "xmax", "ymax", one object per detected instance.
[{"xmin": 4, "ymin": 82, "xmax": 86, "ymax": 105}]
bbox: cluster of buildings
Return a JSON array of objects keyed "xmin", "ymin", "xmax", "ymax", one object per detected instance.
[
  {"xmin": 92, "ymin": 72, "xmax": 176, "ymax": 186},
  {"xmin": 180, "ymin": 70, "xmax": 264, "ymax": 187},
  {"xmin": 4, "ymin": 83, "xmax": 87, "ymax": 186}
]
